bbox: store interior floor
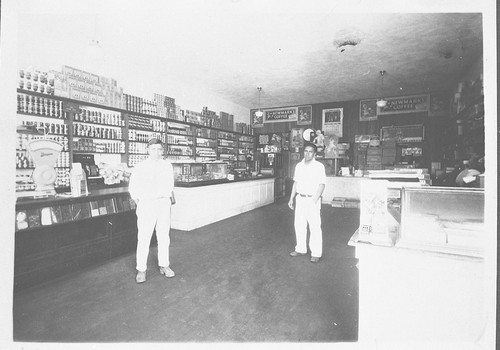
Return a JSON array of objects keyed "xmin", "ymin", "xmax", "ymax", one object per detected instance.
[{"xmin": 13, "ymin": 199, "xmax": 360, "ymax": 343}]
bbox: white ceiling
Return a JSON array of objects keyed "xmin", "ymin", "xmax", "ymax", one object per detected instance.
[{"xmin": 11, "ymin": 1, "xmax": 486, "ymax": 115}]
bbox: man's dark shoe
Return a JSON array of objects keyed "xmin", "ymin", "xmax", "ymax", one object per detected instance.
[{"xmin": 290, "ymin": 251, "xmax": 306, "ymax": 257}]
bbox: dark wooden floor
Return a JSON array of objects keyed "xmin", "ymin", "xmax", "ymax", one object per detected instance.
[{"xmin": 13, "ymin": 200, "xmax": 360, "ymax": 342}]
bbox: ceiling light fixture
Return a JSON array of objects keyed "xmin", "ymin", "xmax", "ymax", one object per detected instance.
[
  {"xmin": 255, "ymin": 87, "xmax": 263, "ymax": 118},
  {"xmin": 376, "ymin": 70, "xmax": 387, "ymax": 108}
]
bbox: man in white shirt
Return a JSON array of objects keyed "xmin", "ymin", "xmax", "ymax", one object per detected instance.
[
  {"xmin": 288, "ymin": 143, "xmax": 326, "ymax": 263},
  {"xmin": 128, "ymin": 138, "xmax": 176, "ymax": 283}
]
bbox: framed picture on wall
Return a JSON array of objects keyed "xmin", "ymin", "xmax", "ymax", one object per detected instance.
[
  {"xmin": 297, "ymin": 105, "xmax": 312, "ymax": 125},
  {"xmin": 290, "ymin": 128, "xmax": 304, "ymax": 149},
  {"xmin": 429, "ymin": 91, "xmax": 450, "ymax": 117},
  {"xmin": 322, "ymin": 108, "xmax": 343, "ymax": 137},
  {"xmin": 250, "ymin": 109, "xmax": 264, "ymax": 128},
  {"xmin": 359, "ymin": 99, "xmax": 378, "ymax": 121}
]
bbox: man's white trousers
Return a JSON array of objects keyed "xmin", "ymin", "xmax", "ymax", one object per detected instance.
[
  {"xmin": 294, "ymin": 196, "xmax": 323, "ymax": 257},
  {"xmin": 135, "ymin": 197, "xmax": 172, "ymax": 272}
]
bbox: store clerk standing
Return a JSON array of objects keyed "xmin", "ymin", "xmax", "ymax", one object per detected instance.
[
  {"xmin": 128, "ymin": 138, "xmax": 176, "ymax": 283},
  {"xmin": 288, "ymin": 143, "xmax": 326, "ymax": 263}
]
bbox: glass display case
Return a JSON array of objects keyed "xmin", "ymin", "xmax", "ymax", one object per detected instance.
[
  {"xmin": 356, "ymin": 180, "xmax": 401, "ymax": 247},
  {"xmin": 397, "ymin": 186, "xmax": 484, "ymax": 257},
  {"xmin": 172, "ymin": 161, "xmax": 227, "ymax": 184}
]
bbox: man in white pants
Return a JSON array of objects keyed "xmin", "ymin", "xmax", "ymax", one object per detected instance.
[
  {"xmin": 129, "ymin": 138, "xmax": 176, "ymax": 283},
  {"xmin": 288, "ymin": 143, "xmax": 326, "ymax": 263}
]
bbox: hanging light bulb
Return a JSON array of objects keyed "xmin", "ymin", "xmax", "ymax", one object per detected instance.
[
  {"xmin": 255, "ymin": 87, "xmax": 263, "ymax": 118},
  {"xmin": 376, "ymin": 70, "xmax": 387, "ymax": 108}
]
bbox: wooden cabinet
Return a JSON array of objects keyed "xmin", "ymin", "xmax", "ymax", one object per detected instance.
[{"xmin": 14, "ymin": 189, "xmax": 137, "ymax": 291}]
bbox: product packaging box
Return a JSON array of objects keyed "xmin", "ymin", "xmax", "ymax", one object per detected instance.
[
  {"xmin": 382, "ymin": 148, "xmax": 397, "ymax": 157},
  {"xmin": 90, "ymin": 73, "xmax": 99, "ymax": 83},
  {"xmin": 382, "ymin": 156, "xmax": 396, "ymax": 165},
  {"xmin": 381, "ymin": 140, "xmax": 397, "ymax": 148},
  {"xmin": 367, "ymin": 148, "xmax": 382, "ymax": 156},
  {"xmin": 367, "ymin": 155, "xmax": 382, "ymax": 163},
  {"xmin": 62, "ymin": 65, "xmax": 75, "ymax": 76},
  {"xmin": 73, "ymin": 68, "xmax": 83, "ymax": 80},
  {"xmin": 76, "ymin": 80, "xmax": 85, "ymax": 90},
  {"xmin": 67, "ymin": 77, "xmax": 78, "ymax": 89},
  {"xmin": 71, "ymin": 202, "xmax": 82, "ymax": 221},
  {"xmin": 80, "ymin": 202, "xmax": 91, "ymax": 219},
  {"xmin": 60, "ymin": 205, "xmax": 73, "ymax": 222},
  {"xmin": 90, "ymin": 201, "xmax": 100, "ymax": 216},
  {"xmin": 82, "ymin": 71, "xmax": 91, "ymax": 82},
  {"xmin": 97, "ymin": 94, "xmax": 106, "ymax": 105},
  {"xmin": 70, "ymin": 88, "xmax": 82, "ymax": 101},
  {"xmin": 27, "ymin": 209, "xmax": 42, "ymax": 228}
]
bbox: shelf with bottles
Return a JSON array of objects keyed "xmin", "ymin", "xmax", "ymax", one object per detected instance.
[
  {"xmin": 238, "ymin": 145, "xmax": 254, "ymax": 155},
  {"xmin": 196, "ymin": 127, "xmax": 217, "ymax": 140},
  {"xmin": 128, "ymin": 129, "xmax": 165, "ymax": 143},
  {"xmin": 217, "ymin": 146, "xmax": 237, "ymax": 155},
  {"xmin": 167, "ymin": 133, "xmax": 194, "ymax": 147},
  {"xmin": 238, "ymin": 134, "xmax": 254, "ymax": 143},
  {"xmin": 196, "ymin": 138, "xmax": 218, "ymax": 149},
  {"xmin": 74, "ymin": 106, "xmax": 124, "ymax": 127},
  {"xmin": 195, "ymin": 147, "xmax": 217, "ymax": 160},
  {"xmin": 167, "ymin": 122, "xmax": 194, "ymax": 135},
  {"xmin": 128, "ymin": 142, "xmax": 150, "ymax": 155},
  {"xmin": 217, "ymin": 138, "xmax": 237, "ymax": 148},
  {"xmin": 218, "ymin": 153, "xmax": 237, "ymax": 161},
  {"xmin": 17, "ymin": 116, "xmax": 69, "ymax": 137},
  {"xmin": 217, "ymin": 130, "xmax": 236, "ymax": 141},
  {"xmin": 128, "ymin": 114, "xmax": 166, "ymax": 132},
  {"xmin": 17, "ymin": 92, "xmax": 66, "ymax": 119},
  {"xmin": 167, "ymin": 145, "xmax": 194, "ymax": 158},
  {"xmin": 72, "ymin": 122, "xmax": 124, "ymax": 140},
  {"xmin": 73, "ymin": 138, "xmax": 125, "ymax": 154}
]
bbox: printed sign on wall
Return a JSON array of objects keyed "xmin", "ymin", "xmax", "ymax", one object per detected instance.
[
  {"xmin": 377, "ymin": 94, "xmax": 430, "ymax": 115},
  {"xmin": 264, "ymin": 107, "xmax": 298, "ymax": 123}
]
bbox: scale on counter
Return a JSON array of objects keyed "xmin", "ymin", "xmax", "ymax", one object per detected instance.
[{"xmin": 17, "ymin": 138, "xmax": 63, "ymax": 198}]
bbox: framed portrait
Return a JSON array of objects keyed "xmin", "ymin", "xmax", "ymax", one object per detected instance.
[
  {"xmin": 359, "ymin": 99, "xmax": 378, "ymax": 121},
  {"xmin": 297, "ymin": 105, "xmax": 312, "ymax": 125}
]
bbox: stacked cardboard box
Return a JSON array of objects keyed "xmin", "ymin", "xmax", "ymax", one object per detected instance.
[
  {"xmin": 185, "ymin": 109, "xmax": 206, "ymax": 126},
  {"xmin": 381, "ymin": 140, "xmax": 397, "ymax": 165},
  {"xmin": 235, "ymin": 122, "xmax": 252, "ymax": 135},
  {"xmin": 219, "ymin": 111, "xmax": 234, "ymax": 131},
  {"xmin": 355, "ymin": 143, "xmax": 368, "ymax": 169},
  {"xmin": 201, "ymin": 107, "xmax": 218, "ymax": 128},
  {"xmin": 365, "ymin": 138, "xmax": 382, "ymax": 170},
  {"xmin": 52, "ymin": 65, "xmax": 123, "ymax": 109}
]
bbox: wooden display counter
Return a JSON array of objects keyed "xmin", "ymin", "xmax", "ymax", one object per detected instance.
[
  {"xmin": 14, "ymin": 177, "xmax": 274, "ymax": 289},
  {"xmin": 14, "ymin": 188, "xmax": 137, "ymax": 291},
  {"xmin": 172, "ymin": 176, "xmax": 275, "ymax": 231}
]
